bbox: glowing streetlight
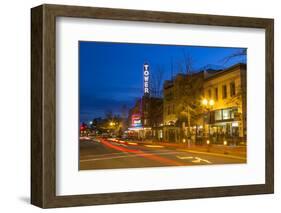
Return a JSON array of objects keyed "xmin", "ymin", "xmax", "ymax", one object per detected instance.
[
  {"xmin": 202, "ymin": 99, "xmax": 215, "ymax": 138},
  {"xmin": 109, "ymin": 122, "xmax": 114, "ymax": 126},
  {"xmin": 202, "ymin": 98, "xmax": 215, "ymax": 106},
  {"xmin": 206, "ymin": 140, "xmax": 210, "ymax": 145},
  {"xmin": 223, "ymin": 140, "xmax": 228, "ymax": 146},
  {"xmin": 202, "ymin": 98, "xmax": 208, "ymax": 106}
]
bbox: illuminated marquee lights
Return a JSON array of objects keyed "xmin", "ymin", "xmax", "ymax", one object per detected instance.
[
  {"xmin": 143, "ymin": 63, "xmax": 150, "ymax": 94},
  {"xmin": 131, "ymin": 114, "xmax": 142, "ymax": 127}
]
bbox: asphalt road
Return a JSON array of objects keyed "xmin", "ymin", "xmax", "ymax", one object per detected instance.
[{"xmin": 79, "ymin": 137, "xmax": 246, "ymax": 170}]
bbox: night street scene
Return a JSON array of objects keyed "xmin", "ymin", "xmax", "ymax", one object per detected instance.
[{"xmin": 79, "ymin": 41, "xmax": 247, "ymax": 170}]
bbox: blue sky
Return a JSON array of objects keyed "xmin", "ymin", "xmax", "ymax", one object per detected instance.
[{"xmin": 79, "ymin": 41, "xmax": 246, "ymax": 122}]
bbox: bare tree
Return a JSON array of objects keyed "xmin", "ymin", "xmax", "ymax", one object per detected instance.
[
  {"xmin": 120, "ymin": 104, "xmax": 128, "ymax": 131},
  {"xmin": 121, "ymin": 104, "xmax": 128, "ymax": 119},
  {"xmin": 182, "ymin": 50, "xmax": 195, "ymax": 74},
  {"xmin": 175, "ymin": 73, "xmax": 204, "ymax": 141},
  {"xmin": 104, "ymin": 109, "xmax": 113, "ymax": 120},
  {"xmin": 176, "ymin": 60, "xmax": 184, "ymax": 74},
  {"xmin": 221, "ymin": 49, "xmax": 247, "ymax": 65},
  {"xmin": 150, "ymin": 65, "xmax": 165, "ymax": 98},
  {"xmin": 170, "ymin": 57, "xmax": 174, "ymax": 80}
]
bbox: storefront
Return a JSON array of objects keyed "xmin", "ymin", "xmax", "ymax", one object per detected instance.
[
  {"xmin": 207, "ymin": 107, "xmax": 244, "ymax": 145},
  {"xmin": 163, "ymin": 125, "xmax": 179, "ymax": 143}
]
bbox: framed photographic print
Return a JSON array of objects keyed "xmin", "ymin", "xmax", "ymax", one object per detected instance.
[{"xmin": 31, "ymin": 4, "xmax": 274, "ymax": 208}]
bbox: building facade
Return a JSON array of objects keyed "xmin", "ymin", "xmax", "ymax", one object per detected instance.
[
  {"xmin": 203, "ymin": 63, "xmax": 246, "ymax": 145},
  {"xmin": 128, "ymin": 96, "xmax": 163, "ymax": 141},
  {"xmin": 162, "ymin": 63, "xmax": 246, "ymax": 145},
  {"xmin": 162, "ymin": 78, "xmax": 178, "ymax": 142}
]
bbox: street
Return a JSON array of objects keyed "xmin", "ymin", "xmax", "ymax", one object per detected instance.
[{"xmin": 79, "ymin": 137, "xmax": 246, "ymax": 170}]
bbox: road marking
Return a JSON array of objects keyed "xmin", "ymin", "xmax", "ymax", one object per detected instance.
[
  {"xmin": 82, "ymin": 151, "xmax": 184, "ymax": 159},
  {"xmin": 176, "ymin": 156, "xmax": 211, "ymax": 164},
  {"xmin": 176, "ymin": 156, "xmax": 193, "ymax": 160},
  {"xmin": 82, "ymin": 152, "xmax": 130, "ymax": 158},
  {"xmin": 81, "ymin": 151, "xmax": 188, "ymax": 162},
  {"xmin": 145, "ymin": 145, "xmax": 164, "ymax": 148},
  {"xmin": 80, "ymin": 155, "xmax": 133, "ymax": 162},
  {"xmin": 192, "ymin": 157, "xmax": 211, "ymax": 164},
  {"xmin": 177, "ymin": 149, "xmax": 246, "ymax": 161}
]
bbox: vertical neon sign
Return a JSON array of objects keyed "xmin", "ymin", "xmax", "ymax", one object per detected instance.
[{"xmin": 143, "ymin": 63, "xmax": 150, "ymax": 95}]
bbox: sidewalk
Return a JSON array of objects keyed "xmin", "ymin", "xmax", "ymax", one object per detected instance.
[{"xmin": 132, "ymin": 139, "xmax": 247, "ymax": 159}]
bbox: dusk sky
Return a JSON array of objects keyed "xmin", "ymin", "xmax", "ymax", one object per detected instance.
[{"xmin": 79, "ymin": 41, "xmax": 246, "ymax": 122}]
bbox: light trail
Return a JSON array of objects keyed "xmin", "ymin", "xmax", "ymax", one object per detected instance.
[
  {"xmin": 127, "ymin": 142, "xmax": 138, "ymax": 146},
  {"xmin": 144, "ymin": 145, "xmax": 164, "ymax": 148},
  {"xmin": 100, "ymin": 138, "xmax": 185, "ymax": 166}
]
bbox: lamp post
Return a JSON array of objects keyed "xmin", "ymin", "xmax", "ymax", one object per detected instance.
[
  {"xmin": 202, "ymin": 98, "xmax": 214, "ymax": 144},
  {"xmin": 109, "ymin": 121, "xmax": 117, "ymax": 136}
]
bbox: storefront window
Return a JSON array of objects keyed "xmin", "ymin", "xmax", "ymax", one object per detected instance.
[
  {"xmin": 159, "ymin": 130, "xmax": 163, "ymax": 139},
  {"xmin": 231, "ymin": 108, "xmax": 238, "ymax": 119},
  {"xmin": 215, "ymin": 110, "xmax": 222, "ymax": 121},
  {"xmin": 222, "ymin": 109, "xmax": 231, "ymax": 120},
  {"xmin": 214, "ymin": 108, "xmax": 238, "ymax": 121}
]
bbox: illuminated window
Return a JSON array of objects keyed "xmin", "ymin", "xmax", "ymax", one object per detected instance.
[
  {"xmin": 231, "ymin": 108, "xmax": 238, "ymax": 119},
  {"xmin": 159, "ymin": 130, "xmax": 163, "ymax": 138},
  {"xmin": 144, "ymin": 119, "xmax": 148, "ymax": 125},
  {"xmin": 215, "ymin": 108, "xmax": 237, "ymax": 121},
  {"xmin": 215, "ymin": 110, "xmax": 222, "ymax": 121},
  {"xmin": 222, "ymin": 109, "xmax": 231, "ymax": 120}
]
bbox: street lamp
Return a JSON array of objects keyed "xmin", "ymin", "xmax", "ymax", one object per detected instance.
[
  {"xmin": 206, "ymin": 139, "xmax": 211, "ymax": 152},
  {"xmin": 202, "ymin": 98, "xmax": 215, "ymax": 143},
  {"xmin": 202, "ymin": 98, "xmax": 208, "ymax": 106},
  {"xmin": 202, "ymin": 98, "xmax": 214, "ymax": 107}
]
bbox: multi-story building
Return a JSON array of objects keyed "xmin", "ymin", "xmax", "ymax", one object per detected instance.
[
  {"xmin": 162, "ymin": 63, "xmax": 246, "ymax": 145},
  {"xmin": 127, "ymin": 62, "xmax": 164, "ymax": 141},
  {"xmin": 128, "ymin": 96, "xmax": 163, "ymax": 140},
  {"xmin": 203, "ymin": 63, "xmax": 246, "ymax": 145}
]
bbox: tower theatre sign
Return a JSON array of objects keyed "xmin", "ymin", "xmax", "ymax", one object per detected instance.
[{"xmin": 143, "ymin": 63, "xmax": 150, "ymax": 95}]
